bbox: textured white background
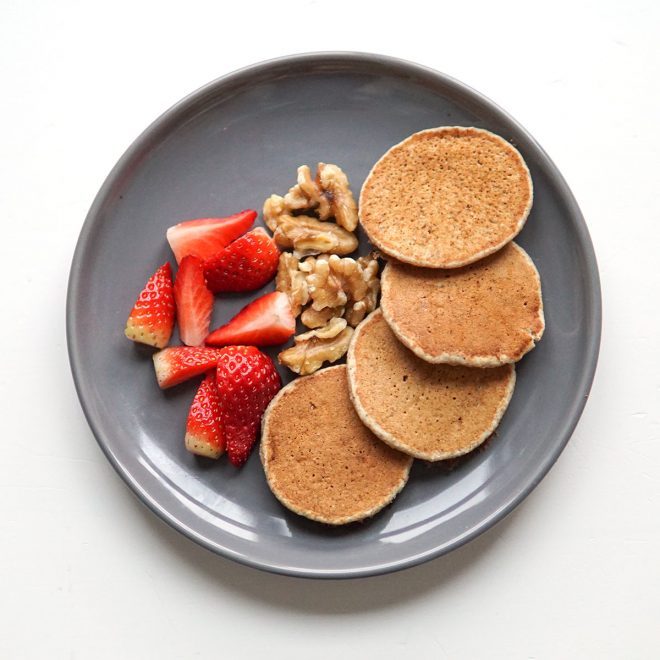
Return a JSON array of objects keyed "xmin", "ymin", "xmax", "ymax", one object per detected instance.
[{"xmin": 2, "ymin": 1, "xmax": 658, "ymax": 658}]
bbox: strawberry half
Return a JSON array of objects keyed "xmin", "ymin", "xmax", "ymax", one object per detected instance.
[
  {"xmin": 174, "ymin": 255, "xmax": 214, "ymax": 346},
  {"xmin": 185, "ymin": 371, "xmax": 224, "ymax": 458},
  {"xmin": 204, "ymin": 227, "xmax": 280, "ymax": 293},
  {"xmin": 166, "ymin": 210, "xmax": 256, "ymax": 264},
  {"xmin": 153, "ymin": 346, "xmax": 222, "ymax": 388},
  {"xmin": 216, "ymin": 346, "xmax": 281, "ymax": 466},
  {"xmin": 125, "ymin": 262, "xmax": 175, "ymax": 349},
  {"xmin": 206, "ymin": 291, "xmax": 295, "ymax": 347}
]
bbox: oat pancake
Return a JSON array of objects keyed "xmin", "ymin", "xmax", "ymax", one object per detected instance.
[
  {"xmin": 380, "ymin": 242, "xmax": 545, "ymax": 367},
  {"xmin": 347, "ymin": 310, "xmax": 516, "ymax": 461},
  {"xmin": 260, "ymin": 365, "xmax": 413, "ymax": 525},
  {"xmin": 359, "ymin": 127, "xmax": 533, "ymax": 268}
]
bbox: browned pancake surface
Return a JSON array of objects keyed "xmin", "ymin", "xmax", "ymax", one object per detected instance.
[
  {"xmin": 380, "ymin": 242, "xmax": 544, "ymax": 367},
  {"xmin": 260, "ymin": 365, "xmax": 412, "ymax": 525},
  {"xmin": 359, "ymin": 127, "xmax": 533, "ymax": 268},
  {"xmin": 347, "ymin": 310, "xmax": 515, "ymax": 460}
]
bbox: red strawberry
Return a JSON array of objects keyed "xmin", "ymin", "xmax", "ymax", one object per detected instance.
[
  {"xmin": 152, "ymin": 346, "xmax": 222, "ymax": 389},
  {"xmin": 204, "ymin": 227, "xmax": 280, "ymax": 293},
  {"xmin": 216, "ymin": 346, "xmax": 281, "ymax": 466},
  {"xmin": 206, "ymin": 291, "xmax": 295, "ymax": 347},
  {"xmin": 125, "ymin": 262, "xmax": 175, "ymax": 348},
  {"xmin": 185, "ymin": 371, "xmax": 224, "ymax": 458},
  {"xmin": 166, "ymin": 210, "xmax": 256, "ymax": 264},
  {"xmin": 174, "ymin": 255, "xmax": 214, "ymax": 346}
]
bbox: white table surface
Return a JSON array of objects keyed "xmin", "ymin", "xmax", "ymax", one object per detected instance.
[{"xmin": 2, "ymin": 1, "xmax": 658, "ymax": 657}]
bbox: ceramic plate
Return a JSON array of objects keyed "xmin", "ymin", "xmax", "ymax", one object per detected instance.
[{"xmin": 67, "ymin": 53, "xmax": 601, "ymax": 578}]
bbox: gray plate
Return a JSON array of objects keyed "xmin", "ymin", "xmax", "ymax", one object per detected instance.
[{"xmin": 67, "ymin": 53, "xmax": 601, "ymax": 579}]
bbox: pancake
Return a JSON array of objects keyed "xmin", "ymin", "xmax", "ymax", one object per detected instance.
[
  {"xmin": 260, "ymin": 365, "xmax": 413, "ymax": 525},
  {"xmin": 347, "ymin": 310, "xmax": 516, "ymax": 461},
  {"xmin": 380, "ymin": 242, "xmax": 545, "ymax": 367},
  {"xmin": 359, "ymin": 127, "xmax": 533, "ymax": 268}
]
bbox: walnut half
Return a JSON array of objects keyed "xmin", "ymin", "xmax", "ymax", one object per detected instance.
[
  {"xmin": 283, "ymin": 165, "xmax": 332, "ymax": 219},
  {"xmin": 275, "ymin": 253, "xmax": 308, "ymax": 317},
  {"xmin": 263, "ymin": 194, "xmax": 287, "ymax": 232},
  {"xmin": 272, "ymin": 215, "xmax": 358, "ymax": 258},
  {"xmin": 300, "ymin": 305, "xmax": 344, "ymax": 329},
  {"xmin": 295, "ymin": 317, "xmax": 347, "ymax": 341},
  {"xmin": 304, "ymin": 256, "xmax": 348, "ymax": 311},
  {"xmin": 345, "ymin": 252, "xmax": 380, "ymax": 327},
  {"xmin": 316, "ymin": 163, "xmax": 358, "ymax": 231},
  {"xmin": 278, "ymin": 326, "xmax": 354, "ymax": 376},
  {"xmin": 263, "ymin": 163, "xmax": 359, "ymax": 257},
  {"xmin": 297, "ymin": 252, "xmax": 380, "ymax": 327}
]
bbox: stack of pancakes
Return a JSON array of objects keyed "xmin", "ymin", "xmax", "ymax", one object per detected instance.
[{"xmin": 262, "ymin": 127, "xmax": 545, "ymax": 525}]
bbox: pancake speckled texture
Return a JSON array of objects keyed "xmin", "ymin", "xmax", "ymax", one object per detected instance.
[
  {"xmin": 260, "ymin": 365, "xmax": 413, "ymax": 525},
  {"xmin": 347, "ymin": 310, "xmax": 516, "ymax": 461},
  {"xmin": 359, "ymin": 127, "xmax": 533, "ymax": 268},
  {"xmin": 380, "ymin": 242, "xmax": 545, "ymax": 367}
]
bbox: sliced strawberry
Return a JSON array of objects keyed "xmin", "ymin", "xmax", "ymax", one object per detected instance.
[
  {"xmin": 206, "ymin": 291, "xmax": 295, "ymax": 347},
  {"xmin": 153, "ymin": 346, "xmax": 222, "ymax": 389},
  {"xmin": 204, "ymin": 227, "xmax": 280, "ymax": 293},
  {"xmin": 185, "ymin": 371, "xmax": 224, "ymax": 458},
  {"xmin": 166, "ymin": 210, "xmax": 256, "ymax": 264},
  {"xmin": 216, "ymin": 346, "xmax": 281, "ymax": 466},
  {"xmin": 174, "ymin": 255, "xmax": 214, "ymax": 346},
  {"xmin": 125, "ymin": 262, "xmax": 175, "ymax": 349}
]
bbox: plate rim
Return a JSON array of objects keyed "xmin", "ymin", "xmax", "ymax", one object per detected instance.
[{"xmin": 66, "ymin": 51, "xmax": 602, "ymax": 579}]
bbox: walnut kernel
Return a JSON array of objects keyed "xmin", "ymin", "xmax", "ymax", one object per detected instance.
[
  {"xmin": 305, "ymin": 257, "xmax": 348, "ymax": 310},
  {"xmin": 275, "ymin": 253, "xmax": 309, "ymax": 317},
  {"xmin": 317, "ymin": 163, "xmax": 358, "ymax": 231},
  {"xmin": 273, "ymin": 215, "xmax": 357, "ymax": 257},
  {"xmin": 263, "ymin": 194, "xmax": 287, "ymax": 232},
  {"xmin": 283, "ymin": 166, "xmax": 331, "ymax": 219},
  {"xmin": 300, "ymin": 305, "xmax": 344, "ymax": 329},
  {"xmin": 328, "ymin": 254, "xmax": 369, "ymax": 302},
  {"xmin": 278, "ymin": 327, "xmax": 354, "ymax": 376},
  {"xmin": 295, "ymin": 317, "xmax": 347, "ymax": 341}
]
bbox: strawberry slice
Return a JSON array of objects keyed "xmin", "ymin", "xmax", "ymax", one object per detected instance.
[
  {"xmin": 216, "ymin": 346, "xmax": 281, "ymax": 466},
  {"xmin": 153, "ymin": 346, "xmax": 222, "ymax": 388},
  {"xmin": 185, "ymin": 371, "xmax": 224, "ymax": 458},
  {"xmin": 166, "ymin": 210, "xmax": 256, "ymax": 264},
  {"xmin": 204, "ymin": 227, "xmax": 280, "ymax": 293},
  {"xmin": 174, "ymin": 255, "xmax": 214, "ymax": 346},
  {"xmin": 125, "ymin": 262, "xmax": 175, "ymax": 349},
  {"xmin": 206, "ymin": 291, "xmax": 295, "ymax": 347}
]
